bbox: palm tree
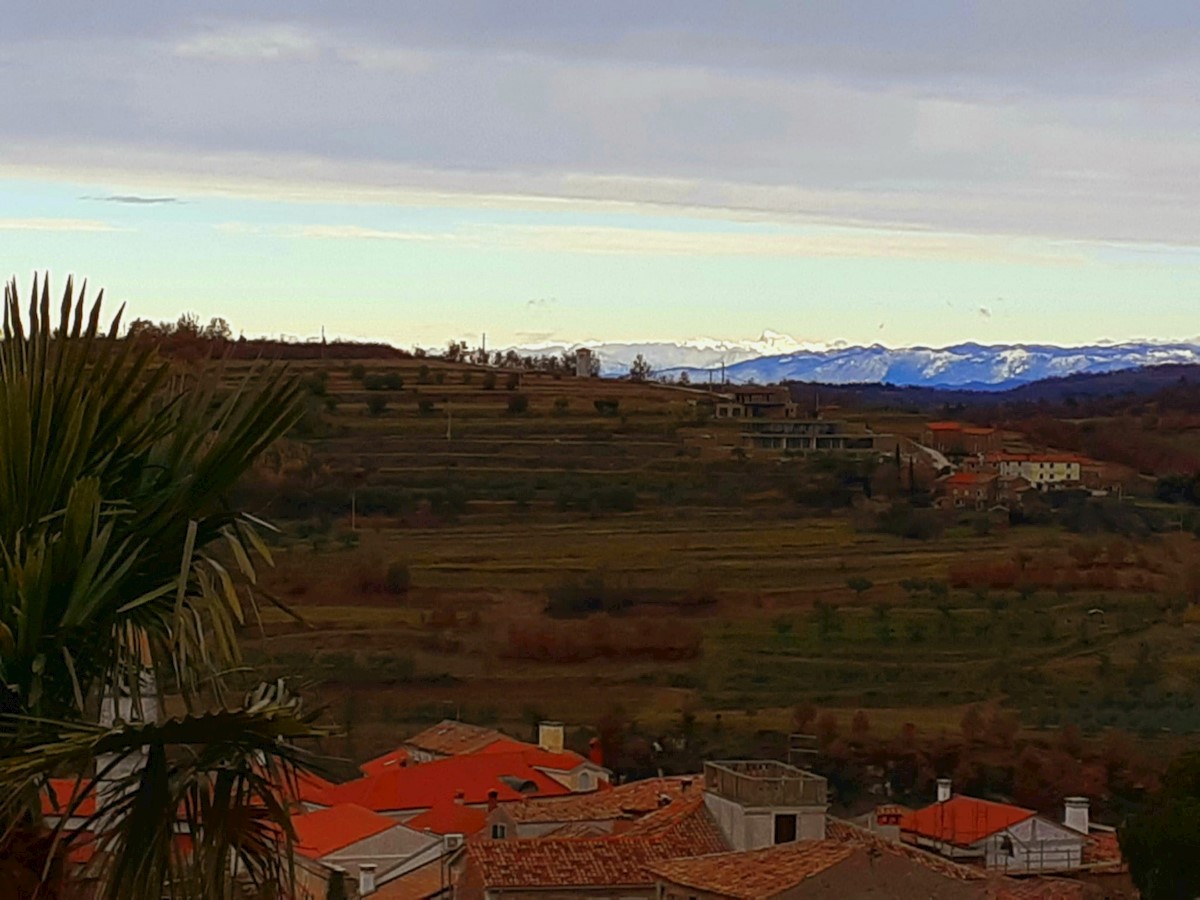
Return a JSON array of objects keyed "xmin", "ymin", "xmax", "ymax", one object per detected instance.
[{"xmin": 0, "ymin": 274, "xmax": 329, "ymax": 898}]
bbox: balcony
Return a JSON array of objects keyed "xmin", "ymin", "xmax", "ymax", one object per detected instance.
[{"xmin": 704, "ymin": 761, "xmax": 828, "ymax": 808}]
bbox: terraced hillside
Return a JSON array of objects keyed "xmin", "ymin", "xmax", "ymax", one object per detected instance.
[{"xmin": 213, "ymin": 356, "xmax": 1200, "ymax": 764}]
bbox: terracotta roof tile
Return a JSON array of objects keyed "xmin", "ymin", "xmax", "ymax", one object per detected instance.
[
  {"xmin": 505, "ymin": 776, "xmax": 702, "ymax": 824},
  {"xmin": 372, "ymin": 859, "xmax": 452, "ymax": 900},
  {"xmin": 648, "ymin": 841, "xmax": 856, "ymax": 898},
  {"xmin": 291, "ymin": 803, "xmax": 399, "ymax": 859},
  {"xmin": 402, "ymin": 720, "xmax": 507, "ymax": 756},
  {"xmin": 466, "ymin": 794, "xmax": 727, "ymax": 889},
  {"xmin": 901, "ymin": 796, "xmax": 1036, "ymax": 846},
  {"xmin": 1082, "ymin": 831, "xmax": 1126, "ymax": 872}
]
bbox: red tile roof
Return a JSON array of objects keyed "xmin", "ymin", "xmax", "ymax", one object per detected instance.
[
  {"xmin": 407, "ymin": 801, "xmax": 489, "ymax": 836},
  {"xmin": 1082, "ymin": 831, "xmax": 1126, "ymax": 872},
  {"xmin": 292, "ymin": 803, "xmax": 399, "ymax": 859},
  {"xmin": 371, "ymin": 858, "xmax": 451, "ymax": 900},
  {"xmin": 360, "ymin": 747, "xmax": 411, "ymax": 777},
  {"xmin": 41, "ymin": 778, "xmax": 96, "ymax": 818},
  {"xmin": 901, "ymin": 796, "xmax": 1036, "ymax": 847},
  {"xmin": 945, "ymin": 472, "xmax": 998, "ymax": 485},
  {"xmin": 465, "ymin": 793, "xmax": 727, "ymax": 889},
  {"xmin": 318, "ymin": 749, "xmax": 580, "ymax": 813},
  {"xmin": 927, "ymin": 421, "xmax": 965, "ymax": 431},
  {"xmin": 649, "ymin": 840, "xmax": 857, "ymax": 898},
  {"xmin": 402, "ymin": 720, "xmax": 508, "ymax": 757},
  {"xmin": 505, "ymin": 776, "xmax": 701, "ymax": 824}
]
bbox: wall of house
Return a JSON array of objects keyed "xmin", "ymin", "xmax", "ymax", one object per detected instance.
[
  {"xmin": 702, "ymin": 793, "xmax": 824, "ymax": 851},
  {"xmin": 979, "ymin": 817, "xmax": 1084, "ymax": 873},
  {"xmin": 323, "ymin": 825, "xmax": 440, "ymax": 881}
]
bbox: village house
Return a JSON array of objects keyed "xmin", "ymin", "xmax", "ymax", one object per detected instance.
[
  {"xmin": 714, "ymin": 386, "xmax": 797, "ymax": 420},
  {"xmin": 979, "ymin": 452, "xmax": 1084, "ymax": 489},
  {"xmin": 937, "ymin": 471, "xmax": 999, "ymax": 509},
  {"xmin": 923, "ymin": 422, "xmax": 1003, "ymax": 455},
  {"xmin": 740, "ymin": 419, "xmax": 894, "ymax": 455},
  {"xmin": 649, "ymin": 819, "xmax": 1089, "ymax": 899},
  {"xmin": 900, "ymin": 780, "xmax": 1091, "ymax": 874},
  {"xmin": 290, "ymin": 803, "xmax": 446, "ymax": 898}
]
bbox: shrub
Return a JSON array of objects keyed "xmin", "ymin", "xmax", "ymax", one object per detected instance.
[
  {"xmin": 385, "ymin": 561, "xmax": 411, "ymax": 595},
  {"xmin": 417, "ymin": 364, "xmax": 432, "ymax": 384},
  {"xmin": 349, "ymin": 363, "xmax": 367, "ymax": 381},
  {"xmin": 507, "ymin": 394, "xmax": 529, "ymax": 415},
  {"xmin": 553, "ymin": 397, "xmax": 569, "ymax": 416},
  {"xmin": 381, "ymin": 371, "xmax": 405, "ymax": 390},
  {"xmin": 505, "ymin": 373, "xmax": 520, "ymax": 391},
  {"xmin": 363, "ymin": 373, "xmax": 387, "ymax": 390},
  {"xmin": 594, "ymin": 398, "xmax": 620, "ymax": 416},
  {"xmin": 482, "ymin": 372, "xmax": 497, "ymax": 390},
  {"xmin": 418, "ymin": 398, "xmax": 436, "ymax": 416},
  {"xmin": 366, "ymin": 394, "xmax": 388, "ymax": 416}
]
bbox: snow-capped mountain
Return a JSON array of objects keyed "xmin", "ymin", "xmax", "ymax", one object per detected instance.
[
  {"xmin": 674, "ymin": 341, "xmax": 1200, "ymax": 389},
  {"xmin": 516, "ymin": 336, "xmax": 1200, "ymax": 389},
  {"xmin": 510, "ymin": 331, "xmax": 832, "ymax": 375}
]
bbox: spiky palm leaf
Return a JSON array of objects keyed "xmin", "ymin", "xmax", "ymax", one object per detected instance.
[
  {"xmin": 0, "ymin": 704, "xmax": 332, "ymax": 900},
  {"xmin": 0, "ymin": 273, "xmax": 304, "ymax": 720},
  {"xmin": 0, "ymin": 274, "xmax": 328, "ymax": 898}
]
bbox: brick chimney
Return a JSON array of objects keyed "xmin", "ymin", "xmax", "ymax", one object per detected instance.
[
  {"xmin": 454, "ymin": 789, "xmax": 465, "ymax": 805},
  {"xmin": 1063, "ymin": 797, "xmax": 1090, "ymax": 834},
  {"xmin": 936, "ymin": 778, "xmax": 952, "ymax": 803},
  {"xmin": 538, "ymin": 721, "xmax": 564, "ymax": 754},
  {"xmin": 359, "ymin": 862, "xmax": 377, "ymax": 895},
  {"xmin": 487, "ymin": 789, "xmax": 499, "ymax": 812},
  {"xmin": 588, "ymin": 737, "xmax": 604, "ymax": 767},
  {"xmin": 680, "ymin": 777, "xmax": 693, "ymax": 794}
]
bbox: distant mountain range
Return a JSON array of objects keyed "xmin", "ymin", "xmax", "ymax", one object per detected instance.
[{"xmin": 516, "ymin": 336, "xmax": 1200, "ymax": 390}]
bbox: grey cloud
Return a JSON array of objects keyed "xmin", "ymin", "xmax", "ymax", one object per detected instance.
[
  {"xmin": 5, "ymin": 3, "xmax": 1200, "ymax": 245},
  {"xmin": 86, "ymin": 194, "xmax": 180, "ymax": 204}
]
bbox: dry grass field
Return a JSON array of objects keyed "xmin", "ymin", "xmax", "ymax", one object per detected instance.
[{"xmin": 216, "ymin": 356, "xmax": 1200, "ymax": 761}]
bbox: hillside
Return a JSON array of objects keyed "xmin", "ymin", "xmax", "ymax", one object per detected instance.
[{"xmin": 167, "ymin": 350, "xmax": 1200, "ymax": 778}]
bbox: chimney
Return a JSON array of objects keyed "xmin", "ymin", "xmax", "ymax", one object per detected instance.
[
  {"xmin": 538, "ymin": 721, "xmax": 564, "ymax": 754},
  {"xmin": 454, "ymin": 789, "xmax": 465, "ymax": 805},
  {"xmin": 1064, "ymin": 797, "xmax": 1090, "ymax": 834},
  {"xmin": 487, "ymin": 789, "xmax": 499, "ymax": 812},
  {"xmin": 680, "ymin": 778, "xmax": 693, "ymax": 794},
  {"xmin": 588, "ymin": 737, "xmax": 604, "ymax": 767},
  {"xmin": 359, "ymin": 862, "xmax": 377, "ymax": 895},
  {"xmin": 936, "ymin": 778, "xmax": 952, "ymax": 803}
]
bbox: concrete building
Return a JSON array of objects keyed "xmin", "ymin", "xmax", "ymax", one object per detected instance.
[
  {"xmin": 702, "ymin": 761, "xmax": 829, "ymax": 850},
  {"xmin": 983, "ymin": 453, "xmax": 1083, "ymax": 489},
  {"xmin": 715, "ymin": 387, "xmax": 797, "ymax": 420},
  {"xmin": 923, "ymin": 422, "xmax": 1002, "ymax": 454},
  {"xmin": 741, "ymin": 420, "xmax": 892, "ymax": 455}
]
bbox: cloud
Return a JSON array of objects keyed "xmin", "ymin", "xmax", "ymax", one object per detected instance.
[
  {"xmin": 0, "ymin": 218, "xmax": 126, "ymax": 233},
  {"xmin": 85, "ymin": 194, "xmax": 179, "ymax": 204},
  {"xmin": 173, "ymin": 24, "xmax": 320, "ymax": 61},
  {"xmin": 294, "ymin": 224, "xmax": 451, "ymax": 242}
]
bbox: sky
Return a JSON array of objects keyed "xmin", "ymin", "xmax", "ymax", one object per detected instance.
[{"xmin": 3, "ymin": 1, "xmax": 1200, "ymax": 350}]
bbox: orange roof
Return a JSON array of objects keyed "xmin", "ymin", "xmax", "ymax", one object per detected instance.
[
  {"xmin": 901, "ymin": 796, "xmax": 1035, "ymax": 847},
  {"xmin": 465, "ymin": 794, "xmax": 727, "ymax": 889},
  {"xmin": 407, "ymin": 801, "xmax": 488, "ymax": 836},
  {"xmin": 1082, "ymin": 831, "xmax": 1126, "ymax": 872},
  {"xmin": 41, "ymin": 778, "xmax": 96, "ymax": 818},
  {"xmin": 945, "ymin": 472, "xmax": 998, "ymax": 486},
  {"xmin": 292, "ymin": 803, "xmax": 400, "ymax": 859},
  {"xmin": 505, "ymin": 776, "xmax": 701, "ymax": 824},
  {"xmin": 319, "ymin": 748, "xmax": 583, "ymax": 812},
  {"xmin": 403, "ymin": 720, "xmax": 508, "ymax": 756},
  {"xmin": 962, "ymin": 427, "xmax": 997, "ymax": 436},
  {"xmin": 927, "ymin": 421, "xmax": 965, "ymax": 431},
  {"xmin": 360, "ymin": 747, "xmax": 411, "ymax": 777}
]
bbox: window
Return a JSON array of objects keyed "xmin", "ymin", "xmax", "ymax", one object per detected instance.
[
  {"xmin": 773, "ymin": 813, "xmax": 797, "ymax": 844},
  {"xmin": 579, "ymin": 771, "xmax": 592, "ymax": 790},
  {"xmin": 999, "ymin": 835, "xmax": 1014, "ymax": 857},
  {"xmin": 491, "ymin": 823, "xmax": 507, "ymax": 839}
]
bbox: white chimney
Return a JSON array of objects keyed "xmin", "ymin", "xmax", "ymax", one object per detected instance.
[
  {"xmin": 538, "ymin": 721, "xmax": 564, "ymax": 754},
  {"xmin": 1064, "ymin": 797, "xmax": 1090, "ymax": 834},
  {"xmin": 936, "ymin": 778, "xmax": 952, "ymax": 803},
  {"xmin": 359, "ymin": 862, "xmax": 377, "ymax": 895}
]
